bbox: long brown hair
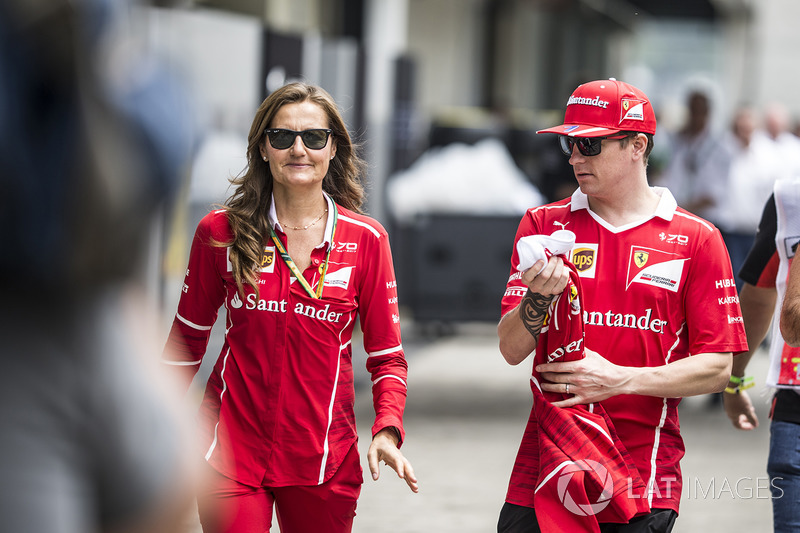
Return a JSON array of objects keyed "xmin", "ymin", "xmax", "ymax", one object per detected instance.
[{"xmin": 220, "ymin": 82, "xmax": 366, "ymax": 297}]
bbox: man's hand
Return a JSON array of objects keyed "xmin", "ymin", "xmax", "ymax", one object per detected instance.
[
  {"xmin": 723, "ymin": 390, "xmax": 759, "ymax": 430},
  {"xmin": 367, "ymin": 428, "xmax": 419, "ymax": 493},
  {"xmin": 538, "ymin": 348, "xmax": 731, "ymax": 406},
  {"xmin": 498, "ymin": 256, "xmax": 570, "ymax": 366},
  {"xmin": 521, "ymin": 256, "xmax": 570, "ymax": 297},
  {"xmin": 537, "ymin": 347, "xmax": 629, "ymax": 407}
]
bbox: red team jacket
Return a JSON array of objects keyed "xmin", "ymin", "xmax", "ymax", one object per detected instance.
[
  {"xmin": 502, "ymin": 188, "xmax": 748, "ymax": 515},
  {"xmin": 164, "ymin": 195, "xmax": 408, "ymax": 487}
]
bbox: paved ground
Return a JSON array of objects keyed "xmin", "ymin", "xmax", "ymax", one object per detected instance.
[{"xmin": 183, "ymin": 321, "xmax": 775, "ymax": 532}]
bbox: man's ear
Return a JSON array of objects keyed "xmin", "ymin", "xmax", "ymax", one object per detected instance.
[{"xmin": 631, "ymin": 133, "xmax": 648, "ymax": 158}]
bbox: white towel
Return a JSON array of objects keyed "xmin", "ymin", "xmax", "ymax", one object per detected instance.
[{"xmin": 516, "ymin": 230, "xmax": 576, "ymax": 273}]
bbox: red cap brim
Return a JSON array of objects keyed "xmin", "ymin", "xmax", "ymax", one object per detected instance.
[{"xmin": 536, "ymin": 124, "xmax": 623, "ymax": 137}]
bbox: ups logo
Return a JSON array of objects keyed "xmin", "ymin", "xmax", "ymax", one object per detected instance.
[
  {"xmin": 261, "ymin": 250, "xmax": 275, "ymax": 268},
  {"xmin": 572, "ymin": 248, "xmax": 595, "ymax": 271}
]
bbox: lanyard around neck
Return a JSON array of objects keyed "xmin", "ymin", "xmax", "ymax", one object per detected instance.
[{"xmin": 268, "ymin": 205, "xmax": 337, "ymax": 299}]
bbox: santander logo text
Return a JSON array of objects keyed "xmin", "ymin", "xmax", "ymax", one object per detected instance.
[
  {"xmin": 583, "ymin": 308, "xmax": 666, "ymax": 334},
  {"xmin": 567, "ymin": 95, "xmax": 610, "ymax": 109}
]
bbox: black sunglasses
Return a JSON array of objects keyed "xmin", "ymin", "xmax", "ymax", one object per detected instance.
[
  {"xmin": 264, "ymin": 128, "xmax": 332, "ymax": 150},
  {"xmin": 559, "ymin": 133, "xmax": 630, "ymax": 157}
]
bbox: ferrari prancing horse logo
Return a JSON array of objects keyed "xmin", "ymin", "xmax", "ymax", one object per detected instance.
[{"xmin": 634, "ymin": 250, "xmax": 649, "ymax": 268}]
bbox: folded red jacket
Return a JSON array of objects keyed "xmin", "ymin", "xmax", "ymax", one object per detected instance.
[{"xmin": 531, "ymin": 258, "xmax": 650, "ymax": 532}]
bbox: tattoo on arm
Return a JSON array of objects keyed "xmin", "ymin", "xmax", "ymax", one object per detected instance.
[{"xmin": 520, "ymin": 289, "xmax": 553, "ymax": 343}]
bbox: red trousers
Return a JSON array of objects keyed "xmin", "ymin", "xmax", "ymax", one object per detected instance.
[{"xmin": 197, "ymin": 443, "xmax": 362, "ymax": 533}]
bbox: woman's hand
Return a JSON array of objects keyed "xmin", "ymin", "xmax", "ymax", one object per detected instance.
[{"xmin": 367, "ymin": 428, "xmax": 419, "ymax": 493}]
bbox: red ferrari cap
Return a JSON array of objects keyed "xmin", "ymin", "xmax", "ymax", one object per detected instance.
[{"xmin": 537, "ymin": 78, "xmax": 656, "ymax": 137}]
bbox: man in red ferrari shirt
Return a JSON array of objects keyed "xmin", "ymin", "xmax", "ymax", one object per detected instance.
[{"xmin": 497, "ymin": 78, "xmax": 747, "ymax": 532}]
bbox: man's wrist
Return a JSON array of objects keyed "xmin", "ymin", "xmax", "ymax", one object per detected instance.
[{"xmin": 519, "ymin": 289, "xmax": 553, "ymax": 339}]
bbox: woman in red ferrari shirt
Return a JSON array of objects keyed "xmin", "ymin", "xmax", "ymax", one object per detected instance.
[{"xmin": 163, "ymin": 82, "xmax": 417, "ymax": 532}]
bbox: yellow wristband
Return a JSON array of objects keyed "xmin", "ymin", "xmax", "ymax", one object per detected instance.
[{"xmin": 724, "ymin": 376, "xmax": 754, "ymax": 394}]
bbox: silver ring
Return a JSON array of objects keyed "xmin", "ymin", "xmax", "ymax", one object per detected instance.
[{"xmin": 565, "ymin": 383, "xmax": 570, "ymax": 394}]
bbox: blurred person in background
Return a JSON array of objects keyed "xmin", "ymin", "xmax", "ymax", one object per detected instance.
[
  {"xmin": 497, "ymin": 78, "xmax": 747, "ymax": 532},
  {"xmin": 723, "ymin": 178, "xmax": 800, "ymax": 532},
  {"xmin": 657, "ymin": 88, "xmax": 732, "ymax": 231},
  {"xmin": 720, "ymin": 105, "xmax": 782, "ymax": 290},
  {"xmin": 0, "ymin": 0, "xmax": 196, "ymax": 532},
  {"xmin": 162, "ymin": 82, "xmax": 417, "ymax": 533},
  {"xmin": 659, "ymin": 88, "xmax": 741, "ymax": 410},
  {"xmin": 761, "ymin": 102, "xmax": 800, "ymax": 179}
]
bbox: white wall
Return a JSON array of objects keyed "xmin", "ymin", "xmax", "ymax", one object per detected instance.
[
  {"xmin": 752, "ymin": 0, "xmax": 800, "ymax": 115},
  {"xmin": 491, "ymin": 2, "xmax": 550, "ymax": 111},
  {"xmin": 145, "ymin": 7, "xmax": 263, "ymax": 134},
  {"xmin": 407, "ymin": 0, "xmax": 486, "ymax": 113},
  {"xmin": 622, "ymin": 19, "xmax": 728, "ymax": 134}
]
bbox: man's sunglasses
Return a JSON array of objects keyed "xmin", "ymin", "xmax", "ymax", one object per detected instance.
[
  {"xmin": 264, "ymin": 128, "xmax": 332, "ymax": 150},
  {"xmin": 559, "ymin": 133, "xmax": 630, "ymax": 157}
]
